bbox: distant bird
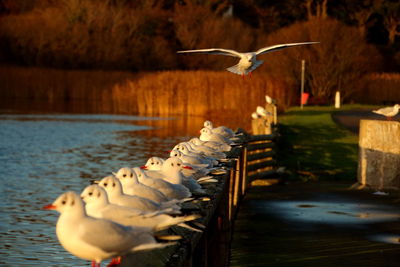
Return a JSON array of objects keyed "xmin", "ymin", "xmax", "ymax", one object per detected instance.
[
  {"xmin": 177, "ymin": 42, "xmax": 319, "ymax": 77},
  {"xmin": 251, "ymin": 112, "xmax": 261, "ymax": 119},
  {"xmin": 256, "ymin": 106, "xmax": 271, "ymax": 118},
  {"xmin": 372, "ymin": 104, "xmax": 400, "ymax": 120},
  {"xmin": 265, "ymin": 95, "xmax": 276, "ymax": 105}
]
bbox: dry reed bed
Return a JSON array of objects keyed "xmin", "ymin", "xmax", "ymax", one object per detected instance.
[{"xmin": 0, "ymin": 66, "xmax": 295, "ymax": 130}]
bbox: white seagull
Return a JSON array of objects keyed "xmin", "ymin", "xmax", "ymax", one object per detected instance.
[
  {"xmin": 372, "ymin": 104, "xmax": 400, "ymax": 120},
  {"xmin": 81, "ymin": 185, "xmax": 200, "ymax": 232},
  {"xmin": 98, "ymin": 176, "xmax": 181, "ymax": 214},
  {"xmin": 43, "ymin": 191, "xmax": 175, "ymax": 267},
  {"xmin": 113, "ymin": 167, "xmax": 171, "ymax": 203},
  {"xmin": 177, "ymin": 42, "xmax": 319, "ymax": 76}
]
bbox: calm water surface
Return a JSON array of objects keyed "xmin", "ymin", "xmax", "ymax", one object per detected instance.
[{"xmin": 0, "ymin": 113, "xmax": 189, "ymax": 266}]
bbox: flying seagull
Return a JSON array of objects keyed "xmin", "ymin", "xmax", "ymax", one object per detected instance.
[{"xmin": 177, "ymin": 42, "xmax": 319, "ymax": 77}]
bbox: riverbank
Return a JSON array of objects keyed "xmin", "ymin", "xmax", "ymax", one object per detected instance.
[{"xmin": 276, "ymin": 104, "xmax": 400, "ymax": 182}]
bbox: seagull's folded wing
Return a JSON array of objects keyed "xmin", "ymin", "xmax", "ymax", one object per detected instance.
[
  {"xmin": 80, "ymin": 219, "xmax": 139, "ymax": 253},
  {"xmin": 255, "ymin": 42, "xmax": 319, "ymax": 55},
  {"xmin": 177, "ymin": 48, "xmax": 242, "ymax": 58}
]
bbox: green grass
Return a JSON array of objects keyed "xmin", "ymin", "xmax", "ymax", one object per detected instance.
[{"xmin": 277, "ymin": 105, "xmax": 377, "ymax": 182}]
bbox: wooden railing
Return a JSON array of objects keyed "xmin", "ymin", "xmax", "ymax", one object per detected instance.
[{"xmin": 120, "ymin": 129, "xmax": 279, "ymax": 267}]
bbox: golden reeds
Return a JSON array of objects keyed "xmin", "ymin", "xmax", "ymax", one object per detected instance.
[{"xmin": 0, "ymin": 66, "xmax": 296, "ymax": 130}]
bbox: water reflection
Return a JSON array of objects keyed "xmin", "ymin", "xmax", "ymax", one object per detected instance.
[
  {"xmin": 0, "ymin": 113, "xmax": 192, "ymax": 266},
  {"xmin": 265, "ymin": 200, "xmax": 400, "ymax": 225}
]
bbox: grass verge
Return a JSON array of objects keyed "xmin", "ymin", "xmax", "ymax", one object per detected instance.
[{"xmin": 277, "ymin": 105, "xmax": 377, "ymax": 182}]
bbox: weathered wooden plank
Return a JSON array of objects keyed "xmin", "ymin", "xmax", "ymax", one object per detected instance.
[
  {"xmin": 247, "ymin": 150, "xmax": 276, "ymax": 162},
  {"xmin": 248, "ymin": 133, "xmax": 277, "ymax": 142},
  {"xmin": 247, "ymin": 142, "xmax": 275, "ymax": 151},
  {"xmin": 248, "ymin": 169, "xmax": 277, "ymax": 181},
  {"xmin": 247, "ymin": 160, "xmax": 276, "ymax": 172}
]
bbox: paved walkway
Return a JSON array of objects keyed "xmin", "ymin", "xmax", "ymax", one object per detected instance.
[
  {"xmin": 332, "ymin": 109, "xmax": 400, "ymax": 134},
  {"xmin": 230, "ymin": 109, "xmax": 400, "ymax": 267},
  {"xmin": 230, "ymin": 182, "xmax": 400, "ymax": 267}
]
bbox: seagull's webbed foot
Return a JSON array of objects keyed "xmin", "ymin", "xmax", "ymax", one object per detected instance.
[
  {"xmin": 107, "ymin": 257, "xmax": 121, "ymax": 267},
  {"xmin": 91, "ymin": 261, "xmax": 100, "ymax": 267}
]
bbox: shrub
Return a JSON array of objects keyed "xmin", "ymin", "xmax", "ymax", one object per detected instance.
[{"xmin": 258, "ymin": 18, "xmax": 382, "ymax": 103}]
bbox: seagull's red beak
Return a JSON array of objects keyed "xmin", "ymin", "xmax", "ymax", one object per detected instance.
[
  {"xmin": 183, "ymin": 166, "xmax": 193, "ymax": 170},
  {"xmin": 42, "ymin": 204, "xmax": 56, "ymax": 210},
  {"xmin": 167, "ymin": 150, "xmax": 172, "ymax": 153},
  {"xmin": 140, "ymin": 166, "xmax": 148, "ymax": 170}
]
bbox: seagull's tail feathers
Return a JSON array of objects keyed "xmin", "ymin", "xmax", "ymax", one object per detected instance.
[
  {"xmin": 226, "ymin": 64, "xmax": 243, "ymax": 75},
  {"xmin": 131, "ymin": 242, "xmax": 176, "ymax": 252}
]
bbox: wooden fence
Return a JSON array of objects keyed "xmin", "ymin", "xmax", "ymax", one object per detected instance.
[{"xmin": 119, "ymin": 128, "xmax": 278, "ymax": 267}]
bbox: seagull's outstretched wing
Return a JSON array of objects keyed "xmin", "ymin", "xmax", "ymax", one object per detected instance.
[
  {"xmin": 255, "ymin": 42, "xmax": 319, "ymax": 56},
  {"xmin": 177, "ymin": 48, "xmax": 243, "ymax": 58}
]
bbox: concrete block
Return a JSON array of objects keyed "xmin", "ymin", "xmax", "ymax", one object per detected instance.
[{"xmin": 357, "ymin": 120, "xmax": 400, "ymax": 190}]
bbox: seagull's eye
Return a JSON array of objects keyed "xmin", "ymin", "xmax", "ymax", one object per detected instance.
[
  {"xmin": 151, "ymin": 162, "xmax": 154, "ymax": 165},
  {"xmin": 97, "ymin": 192, "xmax": 101, "ymax": 197},
  {"xmin": 123, "ymin": 174, "xmax": 126, "ymax": 177},
  {"xmin": 88, "ymin": 192, "xmax": 93, "ymax": 196},
  {"xmin": 71, "ymin": 200, "xmax": 75, "ymax": 206},
  {"xmin": 177, "ymin": 163, "xmax": 181, "ymax": 166},
  {"xmin": 61, "ymin": 200, "xmax": 66, "ymax": 205},
  {"xmin": 103, "ymin": 183, "xmax": 108, "ymax": 187},
  {"xmin": 130, "ymin": 174, "xmax": 133, "ymax": 178},
  {"xmin": 171, "ymin": 163, "xmax": 174, "ymax": 166},
  {"xmin": 112, "ymin": 183, "xmax": 116, "ymax": 187}
]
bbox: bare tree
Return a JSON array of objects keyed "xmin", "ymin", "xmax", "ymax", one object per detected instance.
[
  {"xmin": 261, "ymin": 18, "xmax": 382, "ymax": 102},
  {"xmin": 380, "ymin": 1, "xmax": 400, "ymax": 45}
]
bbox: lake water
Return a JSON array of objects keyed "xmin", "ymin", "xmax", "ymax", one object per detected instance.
[{"xmin": 0, "ymin": 113, "xmax": 192, "ymax": 266}]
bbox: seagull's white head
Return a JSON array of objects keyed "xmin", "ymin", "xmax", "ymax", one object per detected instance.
[
  {"xmin": 145, "ymin": 157, "xmax": 165, "ymax": 170},
  {"xmin": 81, "ymin": 184, "xmax": 108, "ymax": 205},
  {"xmin": 43, "ymin": 191, "xmax": 85, "ymax": 215},
  {"xmin": 131, "ymin": 167, "xmax": 147, "ymax": 183},
  {"xmin": 177, "ymin": 143, "xmax": 192, "ymax": 154},
  {"xmin": 113, "ymin": 167, "xmax": 139, "ymax": 185},
  {"xmin": 395, "ymin": 104, "xmax": 400, "ymax": 109},
  {"xmin": 98, "ymin": 176, "xmax": 123, "ymax": 196},
  {"xmin": 170, "ymin": 149, "xmax": 182, "ymax": 158},
  {"xmin": 162, "ymin": 157, "xmax": 190, "ymax": 174},
  {"xmin": 200, "ymin": 127, "xmax": 212, "ymax": 136},
  {"xmin": 204, "ymin": 120, "xmax": 213, "ymax": 129}
]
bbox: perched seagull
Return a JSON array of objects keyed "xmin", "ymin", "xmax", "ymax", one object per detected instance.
[
  {"xmin": 113, "ymin": 167, "xmax": 171, "ymax": 203},
  {"xmin": 265, "ymin": 95, "xmax": 276, "ymax": 105},
  {"xmin": 372, "ymin": 104, "xmax": 400, "ymax": 120},
  {"xmin": 177, "ymin": 42, "xmax": 319, "ymax": 77},
  {"xmin": 189, "ymin": 137, "xmax": 232, "ymax": 152},
  {"xmin": 203, "ymin": 120, "xmax": 235, "ymax": 138},
  {"xmin": 81, "ymin": 185, "xmax": 200, "ymax": 232},
  {"xmin": 142, "ymin": 157, "xmax": 205, "ymax": 194},
  {"xmin": 98, "ymin": 176, "xmax": 181, "ymax": 214},
  {"xmin": 132, "ymin": 167, "xmax": 192, "ymax": 200},
  {"xmin": 251, "ymin": 112, "xmax": 262, "ymax": 119},
  {"xmin": 256, "ymin": 106, "xmax": 272, "ymax": 118},
  {"xmin": 43, "ymin": 191, "xmax": 175, "ymax": 267},
  {"xmin": 200, "ymin": 127, "xmax": 232, "ymax": 145}
]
